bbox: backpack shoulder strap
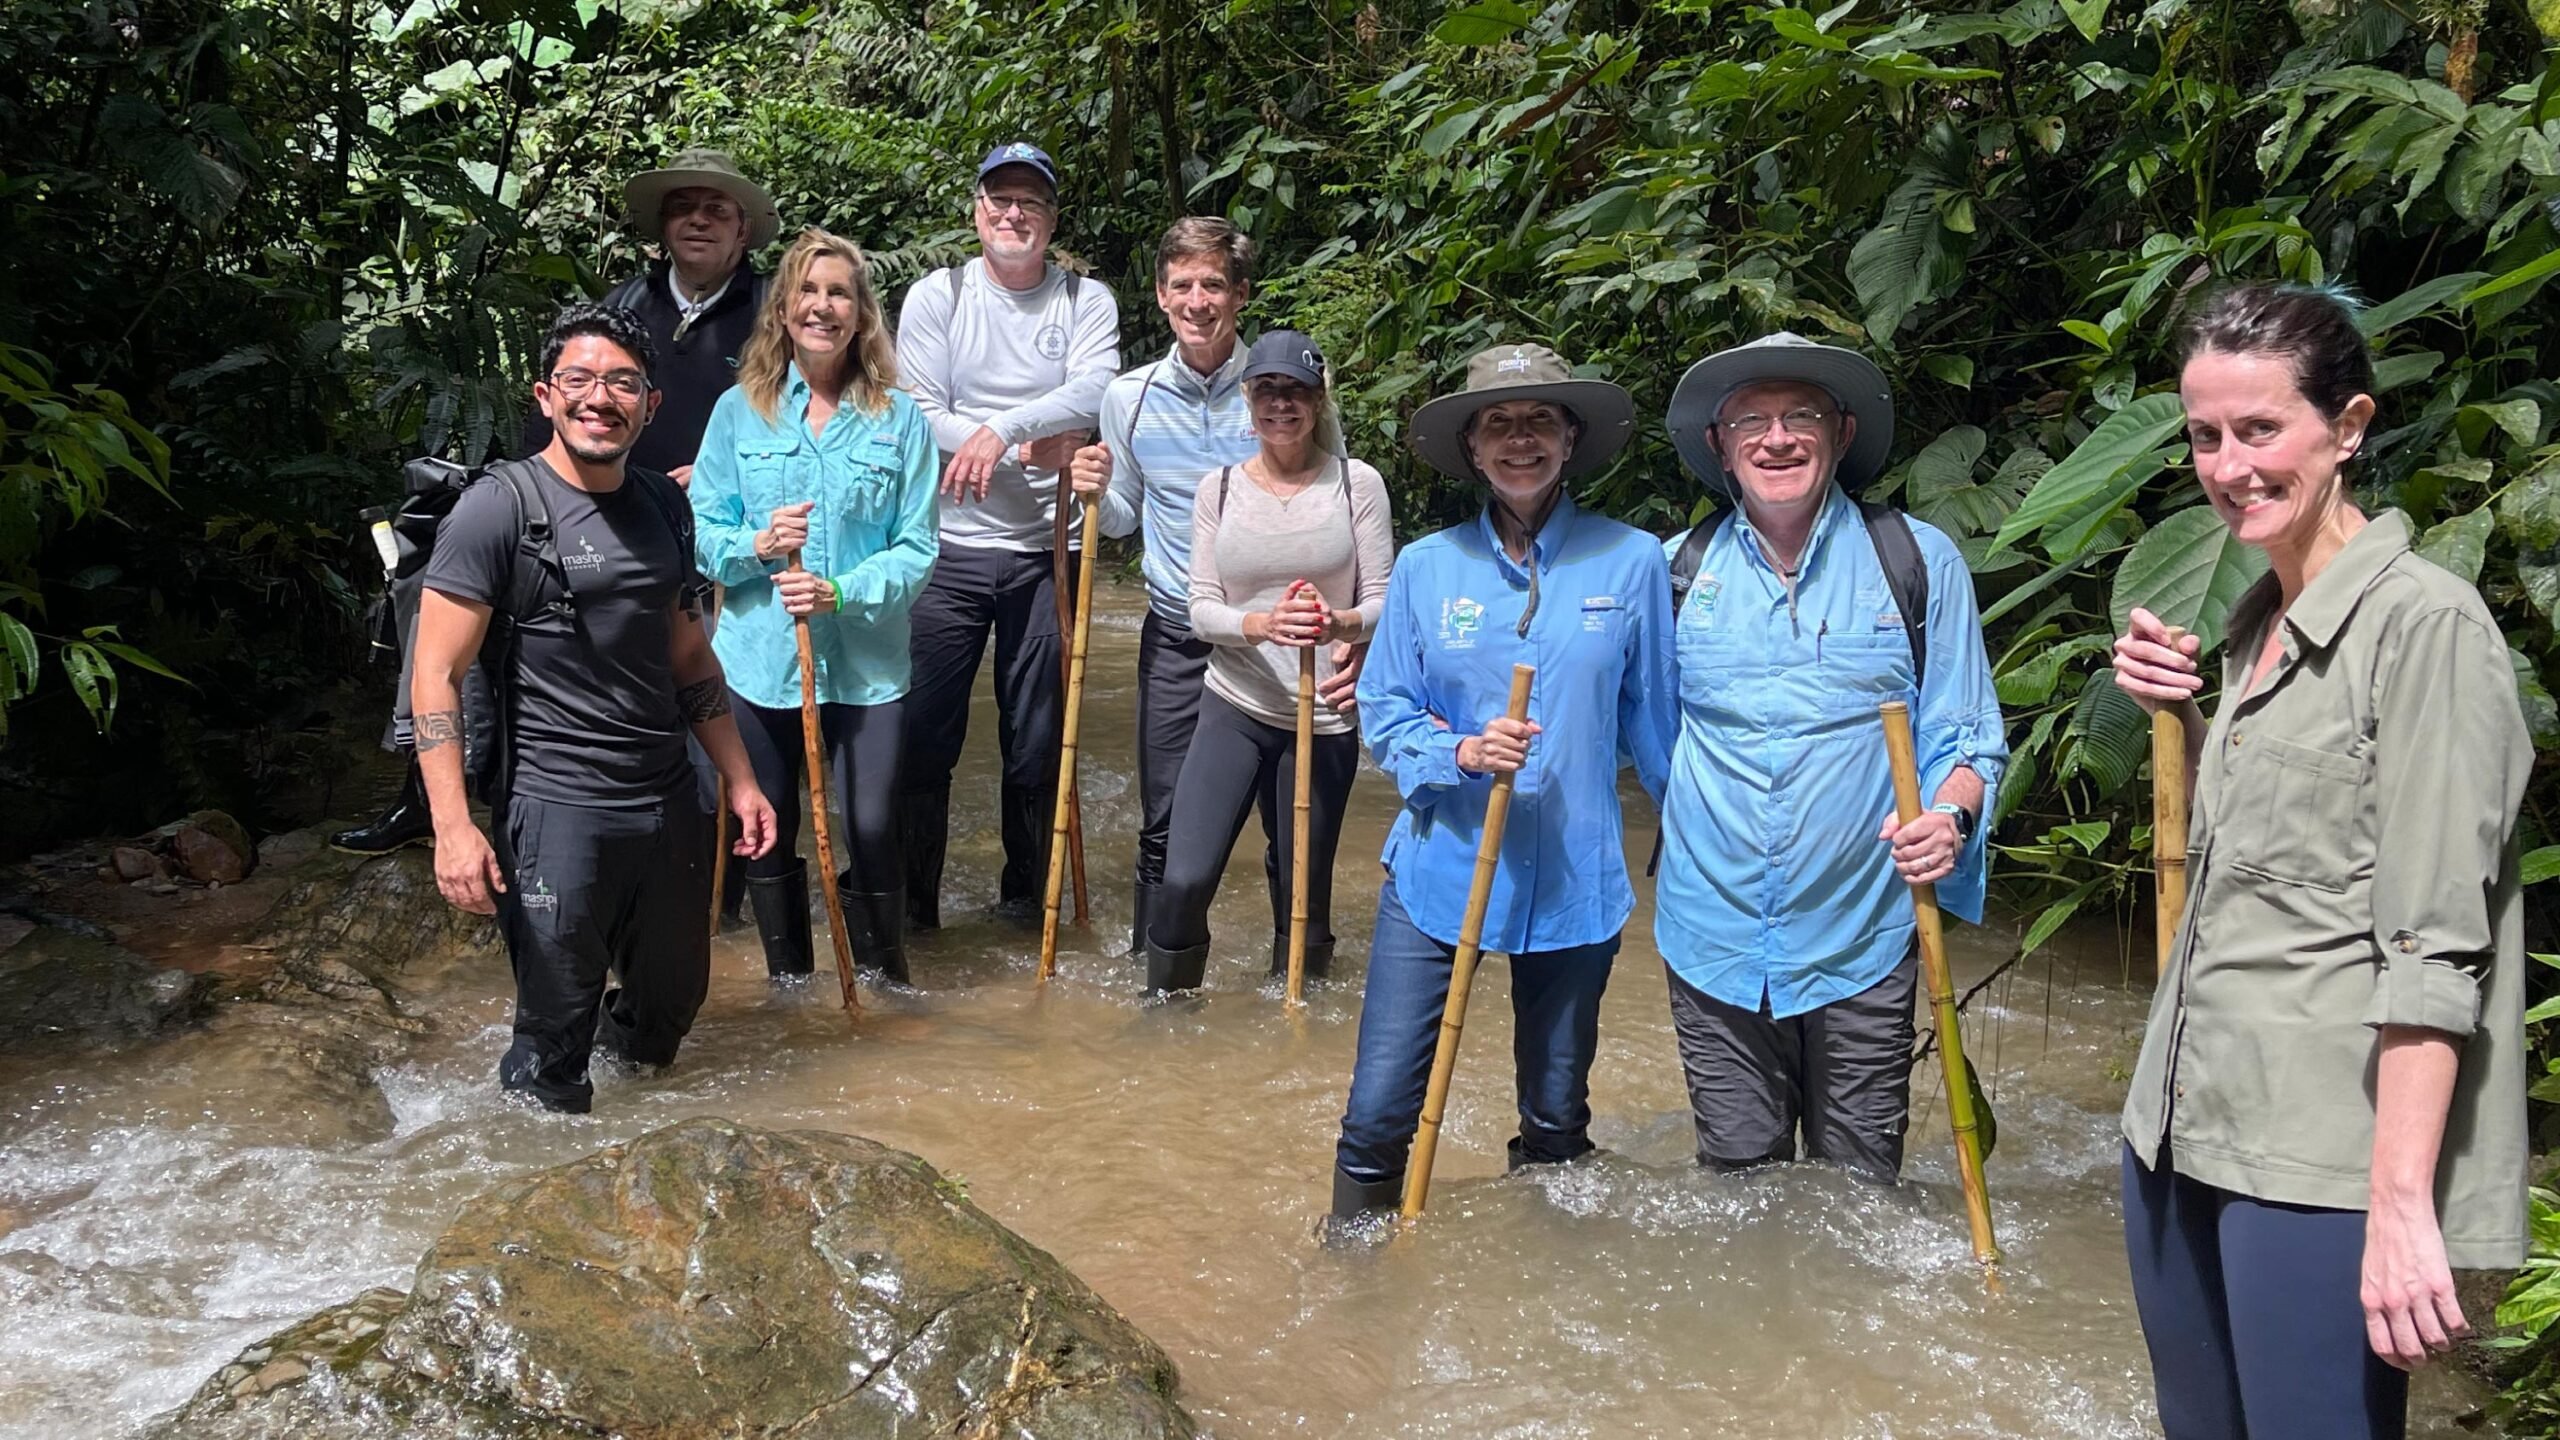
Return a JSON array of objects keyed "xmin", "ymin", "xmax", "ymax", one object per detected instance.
[
  {"xmin": 1216, "ymin": 464, "xmax": 1232, "ymax": 519},
  {"xmin": 602, "ymin": 273, "xmax": 650, "ymax": 311},
  {"xmin": 1669, "ymin": 506, "xmax": 1739, "ymax": 606},
  {"xmin": 1856, "ymin": 499, "xmax": 1932, "ymax": 695},
  {"xmin": 488, "ymin": 459, "xmax": 572, "ymax": 625},
  {"xmin": 944, "ymin": 263, "xmax": 965, "ymax": 308},
  {"xmin": 631, "ymin": 468, "xmax": 711, "ymax": 617}
]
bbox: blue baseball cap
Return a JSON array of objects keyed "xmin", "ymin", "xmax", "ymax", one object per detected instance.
[{"xmin": 977, "ymin": 142, "xmax": 1059, "ymax": 192}]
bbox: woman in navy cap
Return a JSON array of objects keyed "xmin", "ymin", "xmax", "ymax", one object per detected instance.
[{"xmin": 1143, "ymin": 330, "xmax": 1395, "ymax": 997}]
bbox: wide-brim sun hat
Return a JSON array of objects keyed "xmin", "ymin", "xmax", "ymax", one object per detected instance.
[
  {"xmin": 1409, "ymin": 343, "xmax": 1635, "ymax": 482},
  {"xmin": 625, "ymin": 148, "xmax": 783, "ymax": 251},
  {"xmin": 1666, "ymin": 331, "xmax": 1894, "ymax": 493}
]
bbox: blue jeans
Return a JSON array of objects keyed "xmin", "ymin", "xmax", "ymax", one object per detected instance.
[
  {"xmin": 1334, "ymin": 878, "xmax": 1620, "ymax": 1185},
  {"xmin": 2122, "ymin": 1143, "xmax": 2406, "ymax": 1440}
]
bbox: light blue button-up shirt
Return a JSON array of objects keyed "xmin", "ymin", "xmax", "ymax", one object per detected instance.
[
  {"xmin": 1357, "ymin": 497, "xmax": 1677, "ymax": 955},
  {"xmin": 1656, "ymin": 484, "xmax": 2007, "ymax": 1018},
  {"xmin": 689, "ymin": 369, "xmax": 940, "ymax": 710}
]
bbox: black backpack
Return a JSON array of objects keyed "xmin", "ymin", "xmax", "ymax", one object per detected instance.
[
  {"xmin": 1667, "ymin": 499, "xmax": 1932, "ymax": 692},
  {"xmin": 390, "ymin": 456, "xmax": 704, "ymax": 629}
]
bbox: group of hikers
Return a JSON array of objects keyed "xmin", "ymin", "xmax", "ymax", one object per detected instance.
[{"xmin": 333, "ymin": 142, "xmax": 2532, "ymax": 1440}]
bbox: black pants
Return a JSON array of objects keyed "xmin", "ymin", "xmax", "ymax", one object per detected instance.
[
  {"xmin": 1153, "ymin": 690, "xmax": 1358, "ymax": 955},
  {"xmin": 900, "ymin": 543, "xmax": 1073, "ymax": 904},
  {"xmin": 1663, "ymin": 945, "xmax": 1918, "ymax": 1180},
  {"xmin": 1135, "ymin": 611, "xmax": 1281, "ymax": 930},
  {"xmin": 491, "ymin": 791, "xmax": 711, "ymax": 1113},
  {"xmin": 2123, "ymin": 1143, "xmax": 2406, "ymax": 1439},
  {"xmin": 729, "ymin": 694, "xmax": 903, "ymax": 888}
]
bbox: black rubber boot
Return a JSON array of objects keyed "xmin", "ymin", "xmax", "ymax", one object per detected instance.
[
  {"xmin": 1144, "ymin": 938, "xmax": 1210, "ymax": 999},
  {"xmin": 1126, "ymin": 881, "xmax": 1157, "ymax": 959},
  {"xmin": 1330, "ymin": 1167, "xmax": 1405, "ymax": 1219},
  {"xmin": 332, "ymin": 752, "xmax": 433, "ymax": 856},
  {"xmin": 1269, "ymin": 933, "xmax": 1337, "ymax": 982},
  {"xmin": 746, "ymin": 863, "xmax": 814, "ymax": 978},
  {"xmin": 897, "ymin": 789, "xmax": 947, "ymax": 931},
  {"xmin": 840, "ymin": 875, "xmax": 911, "ymax": 986},
  {"xmin": 1506, "ymin": 1134, "xmax": 1598, "ymax": 1172},
  {"xmin": 992, "ymin": 785, "xmax": 1052, "ymax": 924}
]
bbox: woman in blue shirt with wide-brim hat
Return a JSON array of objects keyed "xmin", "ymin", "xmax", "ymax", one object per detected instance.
[
  {"xmin": 1328, "ymin": 342, "xmax": 1678, "ymax": 1225},
  {"xmin": 690, "ymin": 229, "xmax": 940, "ymax": 985}
]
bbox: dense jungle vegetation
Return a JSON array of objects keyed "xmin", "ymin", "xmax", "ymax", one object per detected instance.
[
  {"xmin": 7, "ymin": 0, "xmax": 2560, "ymax": 1409},
  {"xmin": 9, "ymin": 1, "xmax": 2560, "ymax": 980}
]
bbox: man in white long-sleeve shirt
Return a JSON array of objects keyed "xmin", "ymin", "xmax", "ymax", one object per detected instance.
[{"xmin": 895, "ymin": 143, "xmax": 1122, "ymax": 930}]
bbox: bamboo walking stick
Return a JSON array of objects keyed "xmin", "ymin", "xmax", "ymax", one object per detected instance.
[
  {"xmin": 1050, "ymin": 485, "xmax": 1089, "ymax": 924},
  {"xmin": 789, "ymin": 555, "xmax": 861, "ymax": 1015},
  {"xmin": 1401, "ymin": 663, "xmax": 1536, "ymax": 1220},
  {"xmin": 1040, "ymin": 493, "xmax": 1103, "ymax": 980},
  {"xmin": 707, "ymin": 774, "xmax": 730, "ymax": 945},
  {"xmin": 2151, "ymin": 626, "xmax": 2191, "ymax": 978},
  {"xmin": 1286, "ymin": 639, "xmax": 1316, "ymax": 1010},
  {"xmin": 1881, "ymin": 701, "xmax": 1995, "ymax": 1264}
]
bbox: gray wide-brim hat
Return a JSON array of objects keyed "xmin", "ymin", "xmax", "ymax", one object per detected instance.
[
  {"xmin": 1667, "ymin": 331, "xmax": 1894, "ymax": 492},
  {"xmin": 625, "ymin": 148, "xmax": 783, "ymax": 250},
  {"xmin": 1409, "ymin": 343, "xmax": 1635, "ymax": 482}
]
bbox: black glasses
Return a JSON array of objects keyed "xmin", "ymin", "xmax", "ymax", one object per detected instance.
[{"xmin": 548, "ymin": 369, "xmax": 648, "ymax": 401}]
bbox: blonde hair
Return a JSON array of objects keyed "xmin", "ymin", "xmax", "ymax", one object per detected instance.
[{"xmin": 738, "ymin": 228, "xmax": 897, "ymax": 423}]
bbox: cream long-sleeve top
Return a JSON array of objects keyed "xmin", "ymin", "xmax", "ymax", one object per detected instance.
[{"xmin": 1187, "ymin": 457, "xmax": 1394, "ymax": 735}]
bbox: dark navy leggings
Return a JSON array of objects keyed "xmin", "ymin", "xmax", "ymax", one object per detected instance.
[
  {"xmin": 2121, "ymin": 1144, "xmax": 2407, "ymax": 1440},
  {"xmin": 729, "ymin": 694, "xmax": 903, "ymax": 889}
]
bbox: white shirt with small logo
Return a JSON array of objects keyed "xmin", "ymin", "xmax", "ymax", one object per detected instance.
[{"xmin": 894, "ymin": 260, "xmax": 1122, "ymax": 553}]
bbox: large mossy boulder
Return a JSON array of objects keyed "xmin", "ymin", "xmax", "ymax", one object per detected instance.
[
  {"xmin": 147, "ymin": 1118, "xmax": 1199, "ymax": 1439},
  {"xmin": 0, "ymin": 925, "xmax": 206, "ymax": 1046}
]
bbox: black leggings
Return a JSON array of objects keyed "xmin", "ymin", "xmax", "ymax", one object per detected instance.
[
  {"xmin": 1152, "ymin": 690, "xmax": 1359, "ymax": 953},
  {"xmin": 729, "ymin": 693, "xmax": 903, "ymax": 889}
]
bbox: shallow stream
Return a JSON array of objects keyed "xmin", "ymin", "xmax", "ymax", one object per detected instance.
[{"xmin": 0, "ymin": 589, "xmax": 2496, "ymax": 1437}]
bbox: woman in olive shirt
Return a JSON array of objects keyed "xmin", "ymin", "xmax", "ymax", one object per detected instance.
[{"xmin": 2111, "ymin": 283, "xmax": 2530, "ymax": 1439}]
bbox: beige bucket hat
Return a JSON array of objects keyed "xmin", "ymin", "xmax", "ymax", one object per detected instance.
[
  {"xmin": 1408, "ymin": 343, "xmax": 1635, "ymax": 482},
  {"xmin": 623, "ymin": 148, "xmax": 782, "ymax": 250}
]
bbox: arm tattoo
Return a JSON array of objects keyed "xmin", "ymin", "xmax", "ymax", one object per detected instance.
[
  {"xmin": 676, "ymin": 678, "xmax": 730, "ymax": 724},
  {"xmin": 416, "ymin": 709, "xmax": 463, "ymax": 754}
]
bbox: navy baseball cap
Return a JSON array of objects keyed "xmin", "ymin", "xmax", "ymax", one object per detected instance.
[
  {"xmin": 977, "ymin": 142, "xmax": 1059, "ymax": 192},
  {"xmin": 1242, "ymin": 330, "xmax": 1326, "ymax": 388}
]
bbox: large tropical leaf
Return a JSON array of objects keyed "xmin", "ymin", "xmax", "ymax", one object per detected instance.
[
  {"xmin": 2061, "ymin": 669, "xmax": 2151, "ymax": 796},
  {"xmin": 1992, "ymin": 393, "xmax": 2187, "ymax": 552},
  {"xmin": 2109, "ymin": 504, "xmax": 2269, "ymax": 653}
]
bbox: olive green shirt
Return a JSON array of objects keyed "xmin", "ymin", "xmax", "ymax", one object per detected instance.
[{"xmin": 2120, "ymin": 511, "xmax": 2531, "ymax": 1268}]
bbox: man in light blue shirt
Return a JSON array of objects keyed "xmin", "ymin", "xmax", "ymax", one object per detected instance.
[{"xmin": 1655, "ymin": 333, "xmax": 2007, "ymax": 1181}]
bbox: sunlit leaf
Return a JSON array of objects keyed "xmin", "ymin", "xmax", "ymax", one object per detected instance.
[{"xmin": 2110, "ymin": 505, "xmax": 2270, "ymax": 652}]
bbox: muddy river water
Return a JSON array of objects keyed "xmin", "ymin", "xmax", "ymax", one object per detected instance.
[{"xmin": 0, "ymin": 589, "xmax": 2496, "ymax": 1437}]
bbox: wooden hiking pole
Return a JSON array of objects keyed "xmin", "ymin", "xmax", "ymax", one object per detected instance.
[
  {"xmin": 1050, "ymin": 486, "xmax": 1089, "ymax": 924},
  {"xmin": 2151, "ymin": 626, "xmax": 2192, "ymax": 978},
  {"xmin": 707, "ymin": 774, "xmax": 730, "ymax": 945},
  {"xmin": 1402, "ymin": 664, "xmax": 1536, "ymax": 1220},
  {"xmin": 1040, "ymin": 493, "xmax": 1103, "ymax": 980},
  {"xmin": 1881, "ymin": 701, "xmax": 1995, "ymax": 1265},
  {"xmin": 1286, "ymin": 638, "xmax": 1316, "ymax": 1010},
  {"xmin": 790, "ymin": 555, "xmax": 861, "ymax": 1015}
]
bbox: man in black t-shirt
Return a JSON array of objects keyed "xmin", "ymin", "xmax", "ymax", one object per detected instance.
[{"xmin": 413, "ymin": 303, "xmax": 776, "ymax": 1114}]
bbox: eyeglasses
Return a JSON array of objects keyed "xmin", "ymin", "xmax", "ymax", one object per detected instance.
[
  {"xmin": 548, "ymin": 369, "xmax": 649, "ymax": 401},
  {"xmin": 1718, "ymin": 407, "xmax": 1832, "ymax": 441},
  {"xmin": 978, "ymin": 191, "xmax": 1055, "ymax": 219}
]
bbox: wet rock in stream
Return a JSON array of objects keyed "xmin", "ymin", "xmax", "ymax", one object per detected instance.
[
  {"xmin": 0, "ymin": 925, "xmax": 207, "ymax": 1043},
  {"xmin": 144, "ymin": 1117, "xmax": 1200, "ymax": 1440}
]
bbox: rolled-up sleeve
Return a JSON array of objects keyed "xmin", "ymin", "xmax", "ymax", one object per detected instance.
[
  {"xmin": 688, "ymin": 396, "xmax": 772, "ymax": 587},
  {"xmin": 1359, "ymin": 564, "xmax": 1466, "ymax": 802},
  {"xmin": 2360, "ymin": 606, "xmax": 2530, "ymax": 1036},
  {"xmin": 1914, "ymin": 528, "xmax": 2008, "ymax": 924}
]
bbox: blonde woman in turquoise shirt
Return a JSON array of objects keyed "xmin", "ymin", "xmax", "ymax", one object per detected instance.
[{"xmin": 690, "ymin": 229, "xmax": 940, "ymax": 984}]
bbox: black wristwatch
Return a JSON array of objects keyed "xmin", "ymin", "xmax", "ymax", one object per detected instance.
[{"xmin": 1931, "ymin": 800, "xmax": 1976, "ymax": 842}]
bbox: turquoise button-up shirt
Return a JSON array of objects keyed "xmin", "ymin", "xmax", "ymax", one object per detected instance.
[
  {"xmin": 689, "ymin": 370, "xmax": 941, "ymax": 710},
  {"xmin": 1356, "ymin": 497, "xmax": 1677, "ymax": 955},
  {"xmin": 1655, "ymin": 485, "xmax": 2007, "ymax": 1018}
]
